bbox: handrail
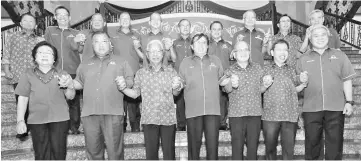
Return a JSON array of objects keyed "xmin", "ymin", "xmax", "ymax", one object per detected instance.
[
  {"xmin": 1, "ymin": 24, "xmax": 18, "ymax": 32},
  {"xmin": 324, "ymin": 11, "xmax": 361, "ymax": 25},
  {"xmin": 71, "ymin": 15, "xmax": 93, "ymax": 29}
]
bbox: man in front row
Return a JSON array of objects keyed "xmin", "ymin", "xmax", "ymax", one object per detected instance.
[
  {"xmin": 296, "ymin": 25, "xmax": 356, "ymax": 160},
  {"xmin": 65, "ymin": 31, "xmax": 134, "ymax": 160}
]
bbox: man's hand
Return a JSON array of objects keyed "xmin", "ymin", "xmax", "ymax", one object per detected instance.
[
  {"xmin": 343, "ymin": 103, "xmax": 354, "ymax": 116},
  {"xmin": 231, "ymin": 74, "xmax": 239, "ymax": 88},
  {"xmin": 4, "ymin": 71, "xmax": 13, "ymax": 79},
  {"xmin": 172, "ymin": 76, "xmax": 182, "ymax": 90},
  {"xmin": 263, "ymin": 75, "xmax": 273, "ymax": 89},
  {"xmin": 115, "ymin": 76, "xmax": 126, "ymax": 91}
]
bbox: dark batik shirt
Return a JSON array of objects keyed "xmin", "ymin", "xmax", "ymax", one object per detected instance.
[{"xmin": 262, "ymin": 63, "xmax": 300, "ymax": 122}]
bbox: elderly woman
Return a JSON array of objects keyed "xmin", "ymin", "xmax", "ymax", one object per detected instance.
[
  {"xmin": 179, "ymin": 33, "xmax": 224, "ymax": 160},
  {"xmin": 15, "ymin": 41, "xmax": 75, "ymax": 160},
  {"xmin": 119, "ymin": 39, "xmax": 183, "ymax": 160}
]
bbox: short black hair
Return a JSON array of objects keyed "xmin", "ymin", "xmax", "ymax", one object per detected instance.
[
  {"xmin": 277, "ymin": 14, "xmax": 292, "ymax": 23},
  {"xmin": 32, "ymin": 41, "xmax": 58, "ymax": 66},
  {"xmin": 54, "ymin": 6, "xmax": 70, "ymax": 16},
  {"xmin": 20, "ymin": 13, "xmax": 37, "ymax": 22},
  {"xmin": 91, "ymin": 31, "xmax": 110, "ymax": 40},
  {"xmin": 191, "ymin": 33, "xmax": 210, "ymax": 46},
  {"xmin": 210, "ymin": 21, "xmax": 223, "ymax": 30},
  {"xmin": 178, "ymin": 19, "xmax": 191, "ymax": 27},
  {"xmin": 271, "ymin": 39, "xmax": 289, "ymax": 51}
]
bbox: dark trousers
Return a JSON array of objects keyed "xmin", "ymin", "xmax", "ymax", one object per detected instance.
[
  {"xmin": 82, "ymin": 115, "xmax": 124, "ymax": 160},
  {"xmin": 220, "ymin": 90, "xmax": 229, "ymax": 127},
  {"xmin": 303, "ymin": 111, "xmax": 345, "ymax": 160},
  {"xmin": 68, "ymin": 74, "xmax": 81, "ymax": 132},
  {"xmin": 13, "ymin": 83, "xmax": 29, "ymax": 134},
  {"xmin": 187, "ymin": 115, "xmax": 220, "ymax": 160},
  {"xmin": 28, "ymin": 120, "xmax": 69, "ymax": 160},
  {"xmin": 143, "ymin": 124, "xmax": 176, "ymax": 160},
  {"xmin": 229, "ymin": 116, "xmax": 261, "ymax": 160},
  {"xmin": 262, "ymin": 120, "xmax": 297, "ymax": 160},
  {"xmin": 175, "ymin": 91, "xmax": 186, "ymax": 128},
  {"xmin": 123, "ymin": 96, "xmax": 141, "ymax": 131}
]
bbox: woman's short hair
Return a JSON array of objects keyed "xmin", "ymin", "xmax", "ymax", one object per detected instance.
[
  {"xmin": 32, "ymin": 41, "xmax": 58, "ymax": 66},
  {"xmin": 191, "ymin": 33, "xmax": 209, "ymax": 46}
]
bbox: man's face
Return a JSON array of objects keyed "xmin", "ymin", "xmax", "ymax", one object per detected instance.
[
  {"xmin": 179, "ymin": 20, "xmax": 190, "ymax": 36},
  {"xmin": 191, "ymin": 36, "xmax": 208, "ymax": 57},
  {"xmin": 234, "ymin": 42, "xmax": 250, "ymax": 63},
  {"xmin": 278, "ymin": 16, "xmax": 291, "ymax": 31},
  {"xmin": 244, "ymin": 12, "xmax": 256, "ymax": 27},
  {"xmin": 271, "ymin": 43, "xmax": 289, "ymax": 65},
  {"xmin": 211, "ymin": 23, "xmax": 222, "ymax": 40},
  {"xmin": 150, "ymin": 13, "xmax": 161, "ymax": 29},
  {"xmin": 93, "ymin": 34, "xmax": 111, "ymax": 57},
  {"xmin": 119, "ymin": 13, "xmax": 131, "ymax": 28},
  {"xmin": 55, "ymin": 8, "xmax": 70, "ymax": 26},
  {"xmin": 147, "ymin": 44, "xmax": 164, "ymax": 65},
  {"xmin": 20, "ymin": 15, "xmax": 36, "ymax": 30},
  {"xmin": 309, "ymin": 12, "xmax": 324, "ymax": 26},
  {"xmin": 91, "ymin": 14, "xmax": 105, "ymax": 30},
  {"xmin": 310, "ymin": 27, "xmax": 329, "ymax": 49}
]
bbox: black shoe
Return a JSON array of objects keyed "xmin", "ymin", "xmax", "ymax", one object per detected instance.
[
  {"xmin": 131, "ymin": 128, "xmax": 140, "ymax": 132},
  {"xmin": 219, "ymin": 125, "xmax": 228, "ymax": 131},
  {"xmin": 69, "ymin": 129, "xmax": 81, "ymax": 135},
  {"xmin": 177, "ymin": 126, "xmax": 186, "ymax": 131},
  {"xmin": 16, "ymin": 133, "xmax": 29, "ymax": 141}
]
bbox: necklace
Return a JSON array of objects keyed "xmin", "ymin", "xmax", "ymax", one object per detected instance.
[{"xmin": 34, "ymin": 69, "xmax": 56, "ymax": 84}]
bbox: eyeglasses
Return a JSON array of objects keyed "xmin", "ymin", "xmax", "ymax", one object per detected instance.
[{"xmin": 148, "ymin": 50, "xmax": 163, "ymax": 55}]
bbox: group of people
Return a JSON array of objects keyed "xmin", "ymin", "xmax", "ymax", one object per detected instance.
[{"xmin": 3, "ymin": 5, "xmax": 356, "ymax": 160}]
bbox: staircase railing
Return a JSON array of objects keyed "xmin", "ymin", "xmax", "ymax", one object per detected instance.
[{"xmin": 323, "ymin": 12, "xmax": 361, "ymax": 50}]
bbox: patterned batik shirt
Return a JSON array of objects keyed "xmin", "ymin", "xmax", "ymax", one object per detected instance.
[
  {"xmin": 133, "ymin": 66, "xmax": 178, "ymax": 125},
  {"xmin": 224, "ymin": 62, "xmax": 263, "ymax": 117},
  {"xmin": 262, "ymin": 62, "xmax": 301, "ymax": 122},
  {"xmin": 2, "ymin": 31, "xmax": 43, "ymax": 84},
  {"xmin": 270, "ymin": 32, "xmax": 302, "ymax": 68}
]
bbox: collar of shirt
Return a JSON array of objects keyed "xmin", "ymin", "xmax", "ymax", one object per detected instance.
[
  {"xmin": 149, "ymin": 31, "xmax": 163, "ymax": 36},
  {"xmin": 147, "ymin": 64, "xmax": 166, "ymax": 72},
  {"xmin": 210, "ymin": 38, "xmax": 225, "ymax": 44},
  {"xmin": 116, "ymin": 28, "xmax": 133, "ymax": 36},
  {"xmin": 177, "ymin": 35, "xmax": 191, "ymax": 42},
  {"xmin": 309, "ymin": 48, "xmax": 332, "ymax": 56},
  {"xmin": 276, "ymin": 32, "xmax": 291, "ymax": 38},
  {"xmin": 191, "ymin": 53, "xmax": 210, "ymax": 60},
  {"xmin": 56, "ymin": 26, "xmax": 70, "ymax": 31},
  {"xmin": 271, "ymin": 61, "xmax": 289, "ymax": 69},
  {"xmin": 244, "ymin": 27, "xmax": 257, "ymax": 33},
  {"xmin": 234, "ymin": 62, "xmax": 253, "ymax": 70},
  {"xmin": 90, "ymin": 52, "xmax": 114, "ymax": 62},
  {"xmin": 20, "ymin": 30, "xmax": 36, "ymax": 38}
]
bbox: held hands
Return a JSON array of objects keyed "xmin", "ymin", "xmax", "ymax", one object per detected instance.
[
  {"xmin": 263, "ymin": 75, "xmax": 273, "ymax": 89},
  {"xmin": 74, "ymin": 33, "xmax": 86, "ymax": 44},
  {"xmin": 162, "ymin": 38, "xmax": 173, "ymax": 51},
  {"xmin": 16, "ymin": 120, "xmax": 27, "ymax": 135},
  {"xmin": 343, "ymin": 103, "xmax": 354, "ymax": 116},
  {"xmin": 58, "ymin": 74, "xmax": 73, "ymax": 88},
  {"xmin": 172, "ymin": 76, "xmax": 182, "ymax": 90},
  {"xmin": 133, "ymin": 39, "xmax": 141, "ymax": 50},
  {"xmin": 230, "ymin": 74, "xmax": 240, "ymax": 88},
  {"xmin": 300, "ymin": 71, "xmax": 309, "ymax": 86},
  {"xmin": 115, "ymin": 76, "xmax": 126, "ymax": 91},
  {"xmin": 4, "ymin": 71, "xmax": 14, "ymax": 79}
]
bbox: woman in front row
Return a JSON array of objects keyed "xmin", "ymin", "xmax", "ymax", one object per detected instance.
[
  {"xmin": 15, "ymin": 41, "xmax": 75, "ymax": 160},
  {"xmin": 117, "ymin": 39, "xmax": 183, "ymax": 160}
]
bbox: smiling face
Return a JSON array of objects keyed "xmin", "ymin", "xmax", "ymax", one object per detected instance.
[
  {"xmin": 191, "ymin": 36, "xmax": 208, "ymax": 57},
  {"xmin": 147, "ymin": 42, "xmax": 164, "ymax": 65},
  {"xmin": 271, "ymin": 43, "xmax": 289, "ymax": 65},
  {"xmin": 35, "ymin": 45, "xmax": 55, "ymax": 67},
  {"xmin": 234, "ymin": 41, "xmax": 250, "ymax": 63},
  {"xmin": 55, "ymin": 8, "xmax": 70, "ymax": 26},
  {"xmin": 309, "ymin": 11, "xmax": 324, "ymax": 26},
  {"xmin": 119, "ymin": 12, "xmax": 131, "ymax": 28},
  {"xmin": 310, "ymin": 27, "xmax": 329, "ymax": 49},
  {"xmin": 179, "ymin": 19, "xmax": 190, "ymax": 37},
  {"xmin": 20, "ymin": 14, "xmax": 36, "ymax": 30},
  {"xmin": 244, "ymin": 11, "xmax": 256, "ymax": 28},
  {"xmin": 93, "ymin": 34, "xmax": 111, "ymax": 57},
  {"xmin": 211, "ymin": 23, "xmax": 222, "ymax": 40},
  {"xmin": 278, "ymin": 16, "xmax": 291, "ymax": 32},
  {"xmin": 91, "ymin": 14, "xmax": 105, "ymax": 30}
]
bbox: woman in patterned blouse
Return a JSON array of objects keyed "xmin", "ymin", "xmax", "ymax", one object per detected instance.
[
  {"xmin": 262, "ymin": 39, "xmax": 308, "ymax": 160},
  {"xmin": 119, "ymin": 39, "xmax": 183, "ymax": 160},
  {"xmin": 2, "ymin": 13, "xmax": 45, "ymax": 141}
]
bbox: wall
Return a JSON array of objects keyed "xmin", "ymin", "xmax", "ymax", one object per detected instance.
[{"xmin": 275, "ymin": 0, "xmax": 317, "ymax": 24}]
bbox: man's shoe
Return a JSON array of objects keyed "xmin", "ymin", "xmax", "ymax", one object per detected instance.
[
  {"xmin": 69, "ymin": 129, "xmax": 81, "ymax": 135},
  {"xmin": 131, "ymin": 128, "xmax": 140, "ymax": 132},
  {"xmin": 16, "ymin": 133, "xmax": 29, "ymax": 141},
  {"xmin": 177, "ymin": 126, "xmax": 186, "ymax": 131},
  {"xmin": 219, "ymin": 125, "xmax": 228, "ymax": 131}
]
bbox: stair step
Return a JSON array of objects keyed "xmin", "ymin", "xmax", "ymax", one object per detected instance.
[
  {"xmin": 341, "ymin": 47, "xmax": 353, "ymax": 50},
  {"xmin": 1, "ymin": 140, "xmax": 360, "ymax": 160},
  {"xmin": 344, "ymin": 50, "xmax": 360, "ymax": 55}
]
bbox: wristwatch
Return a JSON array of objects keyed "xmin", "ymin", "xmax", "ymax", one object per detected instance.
[{"xmin": 346, "ymin": 100, "xmax": 355, "ymax": 106}]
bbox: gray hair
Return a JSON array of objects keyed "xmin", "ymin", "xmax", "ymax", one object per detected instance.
[{"xmin": 309, "ymin": 9, "xmax": 324, "ymax": 19}]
